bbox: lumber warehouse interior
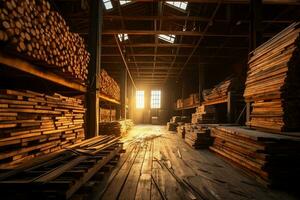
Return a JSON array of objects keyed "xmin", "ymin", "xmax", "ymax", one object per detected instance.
[{"xmin": 0, "ymin": 0, "xmax": 300, "ymax": 199}]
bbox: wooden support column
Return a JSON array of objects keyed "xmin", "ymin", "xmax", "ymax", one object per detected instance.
[
  {"xmin": 127, "ymin": 80, "xmax": 134, "ymax": 120},
  {"xmin": 181, "ymin": 78, "xmax": 184, "ymax": 116},
  {"xmin": 198, "ymin": 64, "xmax": 205, "ymax": 103},
  {"xmin": 120, "ymin": 67, "xmax": 127, "ymax": 120},
  {"xmin": 85, "ymin": 0, "xmax": 102, "ymax": 138},
  {"xmin": 247, "ymin": 0, "xmax": 262, "ymax": 125},
  {"xmin": 227, "ymin": 92, "xmax": 236, "ymax": 123},
  {"xmin": 249, "ymin": 0, "xmax": 262, "ymax": 51}
]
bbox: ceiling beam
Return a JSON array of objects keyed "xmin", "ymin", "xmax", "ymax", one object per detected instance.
[
  {"xmin": 101, "ymin": 54, "xmax": 233, "ymax": 57},
  {"xmin": 57, "ymin": 0, "xmax": 300, "ymax": 4},
  {"xmin": 114, "ymin": 35, "xmax": 137, "ymax": 89},
  {"xmin": 102, "ymin": 30, "xmax": 255, "ymax": 37},
  {"xmin": 103, "ymin": 15, "xmax": 294, "ymax": 24},
  {"xmin": 176, "ymin": 0, "xmax": 223, "ymax": 79},
  {"xmin": 115, "ymin": 0, "xmax": 300, "ymax": 4},
  {"xmin": 101, "ymin": 43, "xmax": 248, "ymax": 49}
]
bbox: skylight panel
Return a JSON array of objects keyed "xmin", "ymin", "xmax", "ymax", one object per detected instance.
[
  {"xmin": 118, "ymin": 33, "xmax": 129, "ymax": 42},
  {"xmin": 120, "ymin": 0, "xmax": 131, "ymax": 5},
  {"xmin": 166, "ymin": 1, "xmax": 188, "ymax": 11},
  {"xmin": 158, "ymin": 34, "xmax": 175, "ymax": 43},
  {"xmin": 103, "ymin": 0, "xmax": 113, "ymax": 10}
]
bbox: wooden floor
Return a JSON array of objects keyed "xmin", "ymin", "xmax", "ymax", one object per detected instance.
[{"xmin": 93, "ymin": 125, "xmax": 297, "ymax": 200}]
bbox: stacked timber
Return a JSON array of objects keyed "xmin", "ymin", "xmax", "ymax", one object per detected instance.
[
  {"xmin": 99, "ymin": 119, "xmax": 134, "ymax": 136},
  {"xmin": 119, "ymin": 119, "xmax": 134, "ymax": 135},
  {"xmin": 0, "ymin": 135, "xmax": 123, "ymax": 199},
  {"xmin": 203, "ymin": 77, "xmax": 238, "ymax": 103},
  {"xmin": 0, "ymin": 0, "xmax": 90, "ymax": 83},
  {"xmin": 184, "ymin": 123, "xmax": 213, "ymax": 149},
  {"xmin": 191, "ymin": 105, "xmax": 217, "ymax": 124},
  {"xmin": 99, "ymin": 121, "xmax": 121, "ymax": 136},
  {"xmin": 100, "ymin": 107, "xmax": 116, "ymax": 122},
  {"xmin": 244, "ymin": 22, "xmax": 300, "ymax": 133},
  {"xmin": 176, "ymin": 99, "xmax": 183, "ymax": 108},
  {"xmin": 175, "ymin": 93, "xmax": 199, "ymax": 109},
  {"xmin": 100, "ymin": 69, "xmax": 120, "ymax": 101},
  {"xmin": 183, "ymin": 93, "xmax": 199, "ymax": 107},
  {"xmin": 0, "ymin": 89, "xmax": 85, "ymax": 169},
  {"xmin": 210, "ymin": 126, "xmax": 300, "ymax": 187},
  {"xmin": 167, "ymin": 116, "xmax": 190, "ymax": 131},
  {"xmin": 177, "ymin": 124, "xmax": 185, "ymax": 138}
]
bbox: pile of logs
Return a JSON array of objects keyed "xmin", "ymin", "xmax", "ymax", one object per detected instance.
[
  {"xmin": 100, "ymin": 69, "xmax": 120, "ymax": 101},
  {"xmin": 0, "ymin": 135, "xmax": 123, "ymax": 199},
  {"xmin": 210, "ymin": 126, "xmax": 300, "ymax": 187},
  {"xmin": 100, "ymin": 107, "xmax": 116, "ymax": 122},
  {"xmin": 192, "ymin": 105, "xmax": 217, "ymax": 124},
  {"xmin": 244, "ymin": 22, "xmax": 300, "ymax": 133},
  {"xmin": 0, "ymin": 0, "xmax": 90, "ymax": 83},
  {"xmin": 99, "ymin": 120, "xmax": 134, "ymax": 136},
  {"xmin": 0, "ymin": 89, "xmax": 85, "ymax": 169},
  {"xmin": 184, "ymin": 123, "xmax": 213, "ymax": 149},
  {"xmin": 202, "ymin": 77, "xmax": 237, "ymax": 103}
]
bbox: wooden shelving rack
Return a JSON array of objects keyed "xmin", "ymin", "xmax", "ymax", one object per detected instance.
[
  {"xmin": 0, "ymin": 52, "xmax": 86, "ymax": 93},
  {"xmin": 174, "ymin": 104, "xmax": 200, "ymax": 111}
]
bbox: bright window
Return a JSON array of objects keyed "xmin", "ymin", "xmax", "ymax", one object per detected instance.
[
  {"xmin": 158, "ymin": 34, "xmax": 175, "ymax": 43},
  {"xmin": 151, "ymin": 90, "xmax": 161, "ymax": 109},
  {"xmin": 166, "ymin": 1, "xmax": 188, "ymax": 11},
  {"xmin": 103, "ymin": 0, "xmax": 113, "ymax": 10},
  {"xmin": 120, "ymin": 0, "xmax": 131, "ymax": 5},
  {"xmin": 136, "ymin": 90, "xmax": 144, "ymax": 109},
  {"xmin": 118, "ymin": 33, "xmax": 129, "ymax": 42}
]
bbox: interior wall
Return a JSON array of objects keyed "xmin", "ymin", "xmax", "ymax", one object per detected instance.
[{"xmin": 132, "ymin": 84, "xmax": 174, "ymax": 125}]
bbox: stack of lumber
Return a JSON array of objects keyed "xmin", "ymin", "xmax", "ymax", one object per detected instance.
[
  {"xmin": 192, "ymin": 105, "xmax": 217, "ymax": 124},
  {"xmin": 176, "ymin": 99, "xmax": 183, "ymax": 108},
  {"xmin": 119, "ymin": 119, "xmax": 134, "ymax": 136},
  {"xmin": 183, "ymin": 93, "xmax": 199, "ymax": 107},
  {"xmin": 100, "ymin": 69, "xmax": 120, "ymax": 101},
  {"xmin": 0, "ymin": 135, "xmax": 123, "ymax": 199},
  {"xmin": 167, "ymin": 116, "xmax": 190, "ymax": 131},
  {"xmin": 100, "ymin": 107, "xmax": 116, "ymax": 122},
  {"xmin": 184, "ymin": 123, "xmax": 213, "ymax": 149},
  {"xmin": 210, "ymin": 126, "xmax": 300, "ymax": 187},
  {"xmin": 244, "ymin": 23, "xmax": 300, "ymax": 133},
  {"xmin": 175, "ymin": 93, "xmax": 199, "ymax": 109},
  {"xmin": 177, "ymin": 124, "xmax": 185, "ymax": 138},
  {"xmin": 167, "ymin": 122, "xmax": 178, "ymax": 131},
  {"xmin": 203, "ymin": 77, "xmax": 237, "ymax": 103},
  {"xmin": 99, "ymin": 120, "xmax": 133, "ymax": 136},
  {"xmin": 99, "ymin": 121, "xmax": 121, "ymax": 136},
  {"xmin": 0, "ymin": 89, "xmax": 85, "ymax": 169},
  {"xmin": 0, "ymin": 0, "xmax": 90, "ymax": 83}
]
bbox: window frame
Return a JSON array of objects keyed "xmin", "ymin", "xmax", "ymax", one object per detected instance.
[
  {"xmin": 158, "ymin": 34, "xmax": 176, "ymax": 43},
  {"xmin": 151, "ymin": 90, "xmax": 161, "ymax": 109},
  {"xmin": 136, "ymin": 90, "xmax": 145, "ymax": 109},
  {"xmin": 165, "ymin": 1, "xmax": 188, "ymax": 12},
  {"xmin": 118, "ymin": 33, "xmax": 129, "ymax": 42},
  {"xmin": 120, "ymin": 0, "xmax": 131, "ymax": 6},
  {"xmin": 103, "ymin": 0, "xmax": 113, "ymax": 10}
]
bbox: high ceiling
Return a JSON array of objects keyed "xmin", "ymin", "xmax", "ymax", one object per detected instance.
[{"xmin": 54, "ymin": 0, "xmax": 300, "ymax": 86}]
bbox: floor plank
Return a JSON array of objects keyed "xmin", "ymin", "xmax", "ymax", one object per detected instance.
[{"xmin": 98, "ymin": 125, "xmax": 298, "ymax": 200}]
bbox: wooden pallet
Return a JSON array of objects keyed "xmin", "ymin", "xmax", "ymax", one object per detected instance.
[{"xmin": 0, "ymin": 135, "xmax": 123, "ymax": 199}]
